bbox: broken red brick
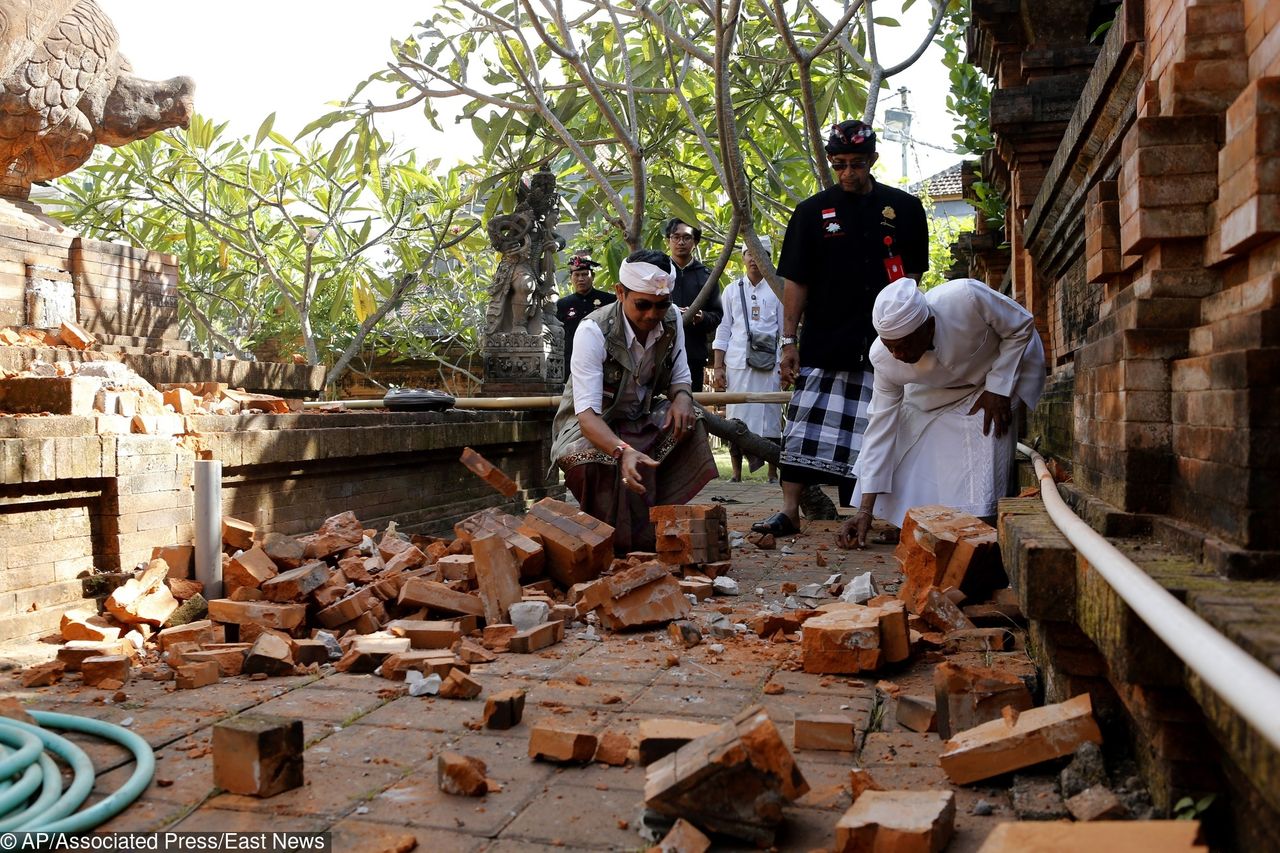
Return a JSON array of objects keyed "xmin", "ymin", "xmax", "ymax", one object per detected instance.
[
  {"xmin": 483, "ymin": 689, "xmax": 527, "ymax": 730},
  {"xmin": 212, "ymin": 715, "xmax": 304, "ymax": 797},
  {"xmin": 387, "ymin": 619, "xmax": 462, "ymax": 650},
  {"xmin": 507, "ymin": 620, "xmax": 564, "ymax": 654},
  {"xmin": 895, "ymin": 505, "xmax": 1006, "ymax": 609},
  {"xmin": 438, "ymin": 668, "xmax": 483, "ymax": 699},
  {"xmin": 644, "ymin": 706, "xmax": 808, "ymax": 846},
  {"xmin": 156, "ymin": 620, "xmax": 224, "ymax": 651},
  {"xmin": 528, "ymin": 722, "xmax": 598, "ymax": 763},
  {"xmin": 222, "ymin": 517, "xmax": 256, "ymax": 551},
  {"xmin": 301, "ymin": 511, "xmax": 365, "ymax": 559},
  {"xmin": 207, "ymin": 599, "xmax": 307, "ymax": 632},
  {"xmin": 175, "ymin": 660, "xmax": 221, "ymax": 689},
  {"xmin": 1066, "ymin": 785, "xmax": 1128, "ymax": 821},
  {"xmin": 60, "ymin": 610, "xmax": 120, "ymax": 643},
  {"xmin": 896, "ymin": 695, "xmax": 937, "ymax": 733},
  {"xmin": 637, "ymin": 718, "xmax": 722, "ymax": 766},
  {"xmin": 802, "ymin": 607, "xmax": 883, "ymax": 674},
  {"xmin": 519, "ymin": 498, "xmax": 614, "ymax": 587},
  {"xmin": 437, "ymin": 751, "xmax": 490, "ymax": 797},
  {"xmin": 472, "ymin": 534, "xmax": 524, "ymax": 624},
  {"xmin": 152, "ymin": 545, "xmax": 195, "ymax": 578},
  {"xmin": 835, "ymin": 790, "xmax": 955, "ymax": 853},
  {"xmin": 259, "ymin": 532, "xmax": 305, "ymax": 570},
  {"xmin": 106, "ymin": 560, "xmax": 179, "ymax": 626},
  {"xmin": 242, "ymin": 630, "xmax": 298, "ymax": 676},
  {"xmin": 933, "ymin": 660, "xmax": 1035, "ymax": 739},
  {"xmin": 80, "ymin": 655, "xmax": 130, "ymax": 688},
  {"xmin": 793, "ymin": 714, "xmax": 857, "ymax": 751},
  {"xmin": 459, "ymin": 447, "xmax": 519, "ymax": 498},
  {"xmin": 482, "ymin": 624, "xmax": 518, "ymax": 652},
  {"xmin": 848, "ymin": 767, "xmax": 884, "ymax": 802},
  {"xmin": 397, "ymin": 578, "xmax": 484, "ymax": 617},
  {"xmin": 977, "ymin": 822, "xmax": 1205, "ymax": 851},
  {"xmin": 940, "ymin": 693, "xmax": 1103, "ymax": 784},
  {"xmin": 57, "ymin": 320, "xmax": 95, "ymax": 350},
  {"xmin": 594, "ymin": 730, "xmax": 631, "ymax": 766},
  {"xmin": 260, "ymin": 561, "xmax": 330, "ymax": 602},
  {"xmin": 224, "ymin": 546, "xmax": 279, "ymax": 596},
  {"xmin": 455, "ymin": 508, "xmax": 545, "ymax": 578}
]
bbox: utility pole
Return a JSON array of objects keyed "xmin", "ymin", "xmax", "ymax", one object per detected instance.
[{"xmin": 883, "ymin": 87, "xmax": 913, "ymax": 180}]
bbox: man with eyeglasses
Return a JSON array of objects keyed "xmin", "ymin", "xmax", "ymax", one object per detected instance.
[
  {"xmin": 663, "ymin": 218, "xmax": 723, "ymax": 392},
  {"xmin": 550, "ymin": 249, "xmax": 718, "ymax": 552},
  {"xmin": 751, "ymin": 119, "xmax": 929, "ymax": 541}
]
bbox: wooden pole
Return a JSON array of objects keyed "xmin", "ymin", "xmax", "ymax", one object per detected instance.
[{"xmin": 306, "ymin": 391, "xmax": 793, "ymax": 410}]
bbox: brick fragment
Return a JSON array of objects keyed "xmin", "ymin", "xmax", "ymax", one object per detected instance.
[
  {"xmin": 896, "ymin": 506, "xmax": 1006, "ymax": 608},
  {"xmin": 483, "ymin": 689, "xmax": 527, "ymax": 730},
  {"xmin": 594, "ymin": 730, "xmax": 631, "ymax": 766},
  {"xmin": 224, "ymin": 546, "xmax": 278, "ymax": 596},
  {"xmin": 455, "ymin": 508, "xmax": 545, "ymax": 578},
  {"xmin": 801, "ymin": 607, "xmax": 883, "ymax": 674},
  {"xmin": 435, "ymin": 554, "xmax": 476, "ymax": 583},
  {"xmin": 315, "ymin": 587, "xmax": 378, "ymax": 628},
  {"xmin": 57, "ymin": 320, "xmax": 95, "ymax": 350},
  {"xmin": 260, "ymin": 532, "xmax": 305, "ymax": 570},
  {"xmin": 835, "ymin": 790, "xmax": 955, "ymax": 853},
  {"xmin": 920, "ymin": 588, "xmax": 976, "ymax": 633},
  {"xmin": 301, "ymin": 511, "xmax": 364, "ymax": 559},
  {"xmin": 206, "ymin": 599, "xmax": 307, "ymax": 632},
  {"xmin": 519, "ymin": 498, "xmax": 614, "ymax": 586},
  {"xmin": 437, "ymin": 752, "xmax": 490, "ymax": 796},
  {"xmin": 1066, "ymin": 785, "xmax": 1128, "ymax": 821},
  {"xmin": 167, "ymin": 578, "xmax": 204, "ymax": 601},
  {"xmin": 81, "ymin": 655, "xmax": 130, "ymax": 688},
  {"xmin": 222, "ymin": 517, "xmax": 256, "ymax": 551},
  {"xmin": 644, "ymin": 706, "xmax": 808, "ymax": 845},
  {"xmin": 849, "ymin": 767, "xmax": 884, "ymax": 802},
  {"xmin": 380, "ymin": 651, "xmax": 464, "ymax": 681},
  {"xmin": 106, "ymin": 560, "xmax": 179, "ymax": 626},
  {"xmin": 528, "ymin": 722, "xmax": 598, "ymax": 763},
  {"xmin": 438, "ymin": 668, "xmax": 482, "ymax": 699},
  {"xmin": 944, "ymin": 627, "xmax": 1013, "ymax": 653},
  {"xmin": 482, "ymin": 624, "xmax": 518, "ymax": 651},
  {"xmin": 152, "ymin": 545, "xmax": 194, "ymax": 578},
  {"xmin": 60, "ymin": 610, "xmax": 120, "ymax": 642},
  {"xmin": 156, "ymin": 619, "xmax": 223, "ymax": 652},
  {"xmin": 260, "ymin": 561, "xmax": 330, "ymax": 602},
  {"xmin": 387, "ymin": 619, "xmax": 462, "ymax": 649},
  {"xmin": 650, "ymin": 819, "xmax": 711, "ymax": 853},
  {"xmin": 182, "ymin": 646, "xmax": 251, "ymax": 677},
  {"xmin": 637, "ymin": 718, "xmax": 722, "ymax": 766},
  {"xmin": 58, "ymin": 640, "xmax": 127, "ymax": 671},
  {"xmin": 507, "ymin": 619, "xmax": 564, "ymax": 653},
  {"xmin": 454, "ymin": 639, "xmax": 495, "ymax": 664},
  {"xmin": 397, "ymin": 578, "xmax": 484, "ymax": 617},
  {"xmin": 794, "ymin": 714, "xmax": 857, "ymax": 751},
  {"xmin": 896, "ymin": 695, "xmax": 937, "ymax": 733},
  {"xmin": 384, "ymin": 544, "xmax": 429, "ymax": 573},
  {"xmin": 176, "ymin": 660, "xmax": 220, "ymax": 689},
  {"xmin": 933, "ymin": 661, "xmax": 1035, "ymax": 739},
  {"xmin": 977, "ymin": 820, "xmax": 1205, "ymax": 851},
  {"xmin": 472, "ymin": 534, "xmax": 524, "ymax": 624},
  {"xmin": 459, "ymin": 446, "xmax": 519, "ymax": 497},
  {"xmin": 940, "ymin": 693, "xmax": 1103, "ymax": 784},
  {"xmin": 243, "ymin": 630, "xmax": 298, "ymax": 676},
  {"xmin": 212, "ymin": 715, "xmax": 304, "ymax": 798}
]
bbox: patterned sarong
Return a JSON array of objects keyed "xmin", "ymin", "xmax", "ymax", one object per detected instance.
[
  {"xmin": 558, "ymin": 402, "xmax": 718, "ymax": 553},
  {"xmin": 779, "ymin": 367, "xmax": 874, "ymax": 480}
]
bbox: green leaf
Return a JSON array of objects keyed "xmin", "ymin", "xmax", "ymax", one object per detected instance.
[
  {"xmin": 254, "ymin": 113, "xmax": 276, "ymax": 148},
  {"xmin": 872, "ymin": 16, "xmax": 900, "ymax": 26}
]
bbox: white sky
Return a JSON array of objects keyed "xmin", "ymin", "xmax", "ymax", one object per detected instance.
[{"xmin": 100, "ymin": 1, "xmax": 961, "ymax": 186}]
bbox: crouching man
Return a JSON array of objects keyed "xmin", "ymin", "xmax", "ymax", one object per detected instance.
[
  {"xmin": 550, "ymin": 249, "xmax": 719, "ymax": 552},
  {"xmin": 844, "ymin": 278, "xmax": 1046, "ymax": 548}
]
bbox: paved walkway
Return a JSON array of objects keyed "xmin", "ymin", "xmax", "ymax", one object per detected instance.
[{"xmin": 0, "ymin": 479, "xmax": 1025, "ymax": 851}]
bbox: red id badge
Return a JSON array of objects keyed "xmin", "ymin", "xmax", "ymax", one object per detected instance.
[{"xmin": 883, "ymin": 255, "xmax": 905, "ymax": 282}]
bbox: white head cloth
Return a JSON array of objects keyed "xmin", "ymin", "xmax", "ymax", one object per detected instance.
[
  {"xmin": 745, "ymin": 236, "xmax": 772, "ymax": 259},
  {"xmin": 618, "ymin": 260, "xmax": 673, "ymax": 296},
  {"xmin": 872, "ymin": 278, "xmax": 929, "ymax": 339}
]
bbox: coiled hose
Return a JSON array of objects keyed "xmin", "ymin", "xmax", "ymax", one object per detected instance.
[{"xmin": 0, "ymin": 710, "xmax": 154, "ymax": 832}]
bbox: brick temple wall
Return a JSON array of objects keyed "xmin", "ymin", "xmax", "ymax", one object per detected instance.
[{"xmin": 0, "ymin": 411, "xmax": 562, "ymax": 642}]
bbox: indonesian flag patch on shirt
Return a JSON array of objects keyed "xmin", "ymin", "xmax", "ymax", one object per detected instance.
[{"xmin": 822, "ymin": 208, "xmax": 836, "ymax": 220}]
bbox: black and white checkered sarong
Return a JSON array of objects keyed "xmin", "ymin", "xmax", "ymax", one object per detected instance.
[{"xmin": 779, "ymin": 367, "xmax": 874, "ymax": 479}]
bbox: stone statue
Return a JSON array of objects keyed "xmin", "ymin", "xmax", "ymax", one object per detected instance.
[
  {"xmin": 481, "ymin": 166, "xmax": 566, "ymax": 393},
  {"xmin": 0, "ymin": 0, "xmax": 195, "ymax": 198}
]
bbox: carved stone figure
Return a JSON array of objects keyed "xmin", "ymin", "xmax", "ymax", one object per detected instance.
[
  {"xmin": 0, "ymin": 0, "xmax": 195, "ymax": 198},
  {"xmin": 481, "ymin": 166, "xmax": 566, "ymax": 393}
]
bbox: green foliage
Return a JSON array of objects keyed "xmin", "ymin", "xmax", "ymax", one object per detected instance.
[
  {"xmin": 49, "ymin": 115, "xmax": 486, "ymax": 391},
  {"xmin": 1174, "ymin": 794, "xmax": 1216, "ymax": 821}
]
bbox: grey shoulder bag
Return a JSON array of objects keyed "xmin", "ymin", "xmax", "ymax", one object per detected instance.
[{"xmin": 738, "ymin": 280, "xmax": 777, "ymax": 371}]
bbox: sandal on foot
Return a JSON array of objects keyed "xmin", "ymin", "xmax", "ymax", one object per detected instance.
[{"xmin": 751, "ymin": 511, "xmax": 800, "ymax": 536}]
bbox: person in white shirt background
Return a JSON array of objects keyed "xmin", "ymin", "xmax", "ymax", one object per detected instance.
[{"xmin": 711, "ymin": 239, "xmax": 783, "ymax": 483}]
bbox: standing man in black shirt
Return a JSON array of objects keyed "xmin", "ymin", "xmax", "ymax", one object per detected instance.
[
  {"xmin": 751, "ymin": 120, "xmax": 929, "ymax": 540},
  {"xmin": 556, "ymin": 253, "xmax": 616, "ymax": 375},
  {"xmin": 664, "ymin": 218, "xmax": 723, "ymax": 392}
]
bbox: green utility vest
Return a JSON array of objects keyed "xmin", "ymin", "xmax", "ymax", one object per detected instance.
[{"xmin": 550, "ymin": 300, "xmax": 681, "ymax": 467}]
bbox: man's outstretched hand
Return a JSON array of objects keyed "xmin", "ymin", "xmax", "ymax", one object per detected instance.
[
  {"xmin": 836, "ymin": 511, "xmax": 874, "ymax": 550},
  {"xmin": 620, "ymin": 448, "xmax": 658, "ymax": 494},
  {"xmin": 969, "ymin": 390, "xmax": 1012, "ymax": 437}
]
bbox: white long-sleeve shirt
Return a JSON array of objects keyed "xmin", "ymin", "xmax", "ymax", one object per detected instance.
[
  {"xmin": 570, "ymin": 310, "xmax": 691, "ymax": 416},
  {"xmin": 712, "ymin": 275, "xmax": 782, "ymax": 369}
]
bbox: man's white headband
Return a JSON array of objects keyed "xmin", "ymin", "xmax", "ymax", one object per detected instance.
[
  {"xmin": 872, "ymin": 278, "xmax": 929, "ymax": 339},
  {"xmin": 618, "ymin": 260, "xmax": 673, "ymax": 296}
]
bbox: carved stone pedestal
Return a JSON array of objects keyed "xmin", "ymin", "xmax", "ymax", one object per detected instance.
[{"xmin": 482, "ymin": 329, "xmax": 564, "ymax": 397}]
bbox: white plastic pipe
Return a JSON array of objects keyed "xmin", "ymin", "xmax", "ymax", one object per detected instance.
[
  {"xmin": 1017, "ymin": 442, "xmax": 1280, "ymax": 751},
  {"xmin": 193, "ymin": 459, "xmax": 223, "ymax": 600}
]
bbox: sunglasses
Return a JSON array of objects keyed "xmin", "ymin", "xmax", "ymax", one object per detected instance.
[
  {"xmin": 830, "ymin": 159, "xmax": 871, "ymax": 172},
  {"xmin": 630, "ymin": 296, "xmax": 671, "ymax": 312}
]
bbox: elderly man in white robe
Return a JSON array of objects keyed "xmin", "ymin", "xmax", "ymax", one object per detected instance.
[
  {"xmin": 842, "ymin": 277, "xmax": 1046, "ymax": 549},
  {"xmin": 711, "ymin": 239, "xmax": 783, "ymax": 482}
]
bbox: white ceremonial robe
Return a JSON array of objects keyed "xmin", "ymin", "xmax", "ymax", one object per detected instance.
[
  {"xmin": 852, "ymin": 278, "xmax": 1046, "ymax": 527},
  {"xmin": 712, "ymin": 275, "xmax": 783, "ymax": 438}
]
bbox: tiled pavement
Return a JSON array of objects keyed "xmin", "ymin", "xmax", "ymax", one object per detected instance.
[{"xmin": 0, "ymin": 480, "xmax": 1024, "ymax": 851}]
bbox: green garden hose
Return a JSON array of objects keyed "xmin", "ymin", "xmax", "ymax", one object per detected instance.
[{"xmin": 0, "ymin": 710, "xmax": 154, "ymax": 832}]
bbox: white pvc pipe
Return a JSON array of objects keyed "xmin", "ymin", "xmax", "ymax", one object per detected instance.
[
  {"xmin": 193, "ymin": 459, "xmax": 223, "ymax": 600},
  {"xmin": 1017, "ymin": 442, "xmax": 1280, "ymax": 751}
]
